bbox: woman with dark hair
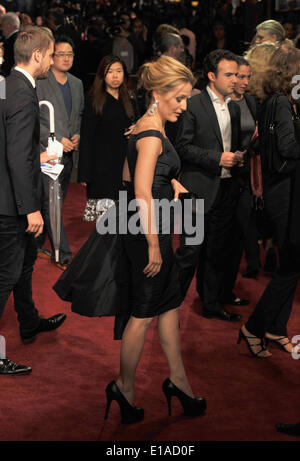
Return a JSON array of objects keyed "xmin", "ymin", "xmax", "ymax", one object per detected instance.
[
  {"xmin": 78, "ymin": 54, "xmax": 136, "ymax": 221},
  {"xmin": 238, "ymin": 46, "xmax": 300, "ymax": 357}
]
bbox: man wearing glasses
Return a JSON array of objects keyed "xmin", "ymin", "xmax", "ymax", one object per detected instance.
[{"xmin": 36, "ymin": 35, "xmax": 84, "ymax": 270}]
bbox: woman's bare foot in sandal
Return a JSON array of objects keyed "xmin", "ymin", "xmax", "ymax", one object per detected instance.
[
  {"xmin": 265, "ymin": 333, "xmax": 293, "ymax": 353},
  {"xmin": 238, "ymin": 325, "xmax": 272, "ymax": 358}
]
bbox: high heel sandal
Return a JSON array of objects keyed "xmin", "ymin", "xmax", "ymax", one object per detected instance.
[
  {"xmin": 104, "ymin": 381, "xmax": 144, "ymax": 424},
  {"xmin": 265, "ymin": 335, "xmax": 292, "ymax": 353},
  {"xmin": 162, "ymin": 378, "xmax": 207, "ymax": 417},
  {"xmin": 237, "ymin": 329, "xmax": 270, "ymax": 358}
]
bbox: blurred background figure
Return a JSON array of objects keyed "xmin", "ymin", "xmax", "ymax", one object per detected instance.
[
  {"xmin": 153, "ymin": 23, "xmax": 180, "ymax": 57},
  {"xmin": 77, "ymin": 23, "xmax": 106, "ymax": 92},
  {"xmin": 159, "ymin": 33, "xmax": 184, "ymax": 62},
  {"xmin": 16, "ymin": 0, "xmax": 34, "ymax": 16},
  {"xmin": 19, "ymin": 12, "xmax": 32, "ymax": 27},
  {"xmin": 253, "ymin": 20, "xmax": 285, "ymax": 45},
  {"xmin": 282, "ymin": 20, "xmax": 295, "ymax": 40},
  {"xmin": 0, "ymin": 43, "xmax": 4, "ymax": 70},
  {"xmin": 205, "ymin": 21, "xmax": 234, "ymax": 54},
  {"xmin": 0, "ymin": 12, "xmax": 20, "ymax": 77},
  {"xmin": 0, "ymin": 4, "xmax": 6, "ymax": 17}
]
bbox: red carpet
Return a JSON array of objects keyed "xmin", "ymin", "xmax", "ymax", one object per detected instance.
[{"xmin": 0, "ymin": 183, "xmax": 299, "ymax": 441}]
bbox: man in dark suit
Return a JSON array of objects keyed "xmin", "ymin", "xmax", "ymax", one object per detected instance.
[
  {"xmin": 176, "ymin": 49, "xmax": 245, "ymax": 321},
  {"xmin": 0, "ymin": 25, "xmax": 66, "ymax": 375},
  {"xmin": 36, "ymin": 35, "xmax": 84, "ymax": 270},
  {"xmin": 0, "ymin": 12, "xmax": 19, "ymax": 77}
]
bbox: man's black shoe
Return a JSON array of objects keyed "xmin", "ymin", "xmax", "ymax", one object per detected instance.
[
  {"xmin": 0, "ymin": 358, "xmax": 32, "ymax": 375},
  {"xmin": 227, "ymin": 297, "xmax": 250, "ymax": 306},
  {"xmin": 276, "ymin": 422, "xmax": 300, "ymax": 437},
  {"xmin": 203, "ymin": 308, "xmax": 242, "ymax": 322},
  {"xmin": 21, "ymin": 313, "xmax": 67, "ymax": 344},
  {"xmin": 224, "ymin": 293, "xmax": 250, "ymax": 306}
]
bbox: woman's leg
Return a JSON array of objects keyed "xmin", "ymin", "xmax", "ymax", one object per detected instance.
[
  {"xmin": 116, "ymin": 316, "xmax": 153, "ymax": 405},
  {"xmin": 158, "ymin": 308, "xmax": 194, "ymax": 397}
]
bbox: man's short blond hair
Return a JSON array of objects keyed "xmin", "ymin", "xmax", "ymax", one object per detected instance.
[{"xmin": 14, "ymin": 25, "xmax": 54, "ymax": 65}]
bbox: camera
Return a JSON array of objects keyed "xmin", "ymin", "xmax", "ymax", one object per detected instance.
[{"xmin": 105, "ymin": 15, "xmax": 126, "ymax": 37}]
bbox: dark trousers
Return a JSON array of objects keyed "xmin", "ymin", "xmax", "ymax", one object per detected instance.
[
  {"xmin": 175, "ymin": 197, "xmax": 202, "ymax": 299},
  {"xmin": 223, "ymin": 185, "xmax": 260, "ymax": 301},
  {"xmin": 0, "ymin": 215, "xmax": 40, "ymax": 335},
  {"xmin": 197, "ymin": 178, "xmax": 240, "ymax": 311},
  {"xmin": 246, "ymin": 240, "xmax": 300, "ymax": 338},
  {"xmin": 36, "ymin": 154, "xmax": 73, "ymax": 262},
  {"xmin": 175, "ymin": 178, "xmax": 239, "ymax": 308}
]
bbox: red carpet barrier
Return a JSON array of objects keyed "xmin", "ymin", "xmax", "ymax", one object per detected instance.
[{"xmin": 0, "ymin": 184, "xmax": 299, "ymax": 441}]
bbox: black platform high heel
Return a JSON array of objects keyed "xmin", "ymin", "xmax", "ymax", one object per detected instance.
[
  {"xmin": 104, "ymin": 381, "xmax": 144, "ymax": 424},
  {"xmin": 162, "ymin": 378, "xmax": 207, "ymax": 417}
]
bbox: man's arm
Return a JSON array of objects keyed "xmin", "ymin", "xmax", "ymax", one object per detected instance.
[
  {"xmin": 6, "ymin": 91, "xmax": 40, "ymax": 215},
  {"xmin": 71, "ymin": 80, "xmax": 85, "ymax": 151},
  {"xmin": 175, "ymin": 107, "xmax": 223, "ymax": 175}
]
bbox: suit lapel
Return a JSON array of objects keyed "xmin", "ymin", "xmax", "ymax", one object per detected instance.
[
  {"xmin": 11, "ymin": 69, "xmax": 38, "ymax": 109},
  {"xmin": 228, "ymin": 101, "xmax": 238, "ymax": 151},
  {"xmin": 67, "ymin": 73, "xmax": 76, "ymax": 125},
  {"xmin": 244, "ymin": 93, "xmax": 257, "ymax": 121},
  {"xmin": 48, "ymin": 69, "xmax": 69, "ymax": 122},
  {"xmin": 201, "ymin": 89, "xmax": 223, "ymax": 149}
]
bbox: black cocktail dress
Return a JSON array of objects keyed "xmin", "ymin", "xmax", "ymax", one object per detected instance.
[{"xmin": 53, "ymin": 130, "xmax": 183, "ymax": 338}]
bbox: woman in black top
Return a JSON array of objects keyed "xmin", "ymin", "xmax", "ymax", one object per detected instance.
[
  {"xmin": 239, "ymin": 46, "xmax": 300, "ymax": 357},
  {"xmin": 78, "ymin": 55, "xmax": 135, "ymax": 221}
]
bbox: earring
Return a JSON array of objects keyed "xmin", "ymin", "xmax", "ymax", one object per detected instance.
[{"xmin": 148, "ymin": 99, "xmax": 158, "ymax": 116}]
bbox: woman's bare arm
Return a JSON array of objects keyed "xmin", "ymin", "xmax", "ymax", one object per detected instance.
[{"xmin": 134, "ymin": 136, "xmax": 162, "ymax": 277}]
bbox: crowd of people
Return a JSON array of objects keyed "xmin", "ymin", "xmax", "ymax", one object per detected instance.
[{"xmin": 0, "ymin": 1, "xmax": 300, "ymax": 439}]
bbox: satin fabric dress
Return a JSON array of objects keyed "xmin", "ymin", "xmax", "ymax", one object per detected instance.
[{"xmin": 53, "ymin": 130, "xmax": 183, "ymax": 338}]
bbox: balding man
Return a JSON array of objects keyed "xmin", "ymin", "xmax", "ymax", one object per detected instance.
[
  {"xmin": 159, "ymin": 33, "xmax": 184, "ymax": 61},
  {"xmin": 0, "ymin": 12, "xmax": 20, "ymax": 77}
]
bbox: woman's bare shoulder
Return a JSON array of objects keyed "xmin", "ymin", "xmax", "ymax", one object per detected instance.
[{"xmin": 132, "ymin": 116, "xmax": 163, "ymax": 136}]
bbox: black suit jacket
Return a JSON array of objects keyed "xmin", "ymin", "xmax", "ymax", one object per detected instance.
[
  {"xmin": 1, "ymin": 30, "xmax": 18, "ymax": 77},
  {"xmin": 175, "ymin": 89, "xmax": 241, "ymax": 212},
  {"xmin": 0, "ymin": 69, "xmax": 41, "ymax": 216}
]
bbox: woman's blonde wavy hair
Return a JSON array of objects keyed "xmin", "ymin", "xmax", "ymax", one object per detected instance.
[
  {"xmin": 244, "ymin": 42, "xmax": 278, "ymax": 101},
  {"xmin": 262, "ymin": 46, "xmax": 300, "ymax": 102},
  {"xmin": 138, "ymin": 56, "xmax": 195, "ymax": 99}
]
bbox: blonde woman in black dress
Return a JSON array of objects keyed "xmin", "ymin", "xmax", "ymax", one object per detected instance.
[
  {"xmin": 105, "ymin": 57, "xmax": 207, "ymax": 423},
  {"xmin": 55, "ymin": 57, "xmax": 207, "ymax": 424}
]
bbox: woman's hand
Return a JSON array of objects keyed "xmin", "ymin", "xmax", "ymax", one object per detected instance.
[
  {"xmin": 251, "ymin": 124, "xmax": 258, "ymax": 144},
  {"xmin": 124, "ymin": 124, "xmax": 136, "ymax": 138},
  {"xmin": 143, "ymin": 244, "xmax": 162, "ymax": 278},
  {"xmin": 171, "ymin": 178, "xmax": 189, "ymax": 200}
]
